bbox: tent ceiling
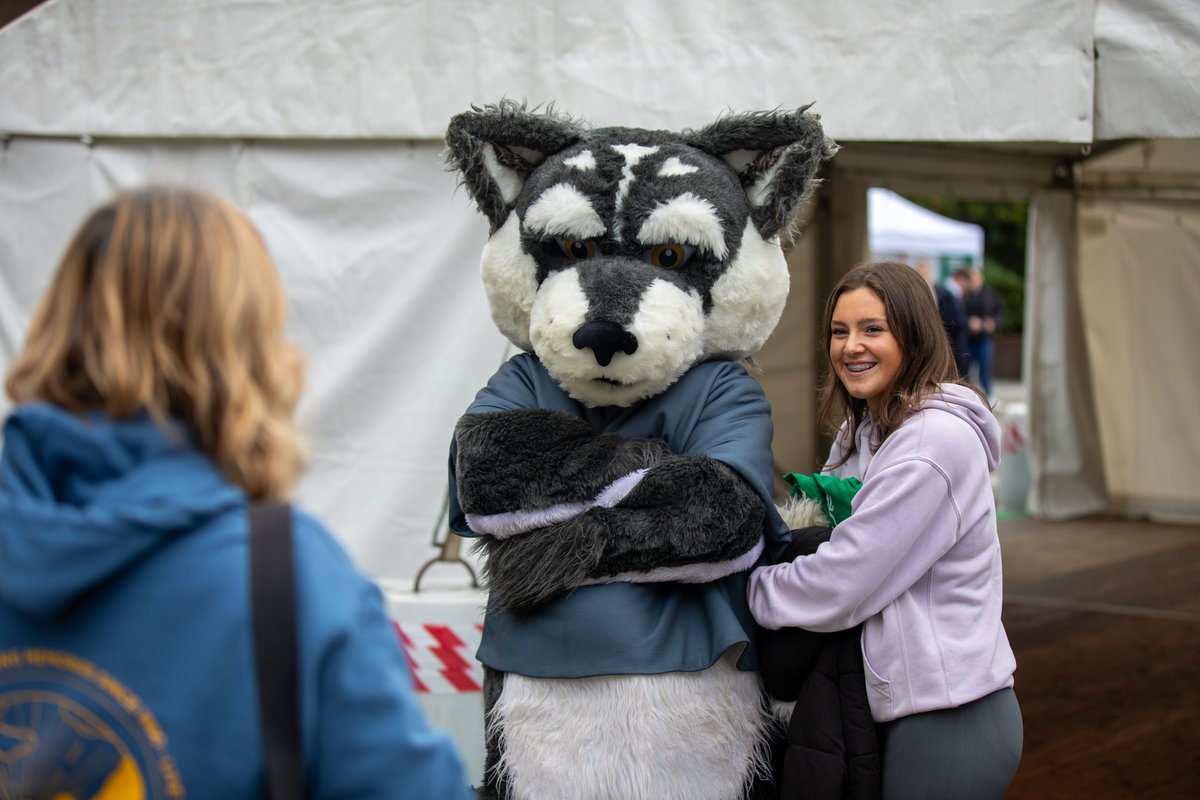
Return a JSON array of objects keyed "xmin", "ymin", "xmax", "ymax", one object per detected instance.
[
  {"xmin": 830, "ymin": 142, "xmax": 1085, "ymax": 200},
  {"xmin": 1, "ymin": 0, "xmax": 1196, "ymax": 143}
]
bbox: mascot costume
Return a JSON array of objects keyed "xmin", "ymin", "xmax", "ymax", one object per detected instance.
[{"xmin": 444, "ymin": 100, "xmax": 836, "ymax": 800}]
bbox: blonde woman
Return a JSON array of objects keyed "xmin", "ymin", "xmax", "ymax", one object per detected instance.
[{"xmin": 0, "ymin": 186, "xmax": 473, "ymax": 799}]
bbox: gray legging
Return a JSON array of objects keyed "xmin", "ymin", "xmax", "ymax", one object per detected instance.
[{"xmin": 879, "ymin": 687, "xmax": 1023, "ymax": 800}]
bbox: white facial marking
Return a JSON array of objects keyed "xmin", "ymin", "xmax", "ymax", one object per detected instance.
[
  {"xmin": 563, "ymin": 150, "xmax": 597, "ymax": 171},
  {"xmin": 480, "ymin": 214, "xmax": 538, "ymax": 352},
  {"xmin": 637, "ymin": 192, "xmax": 727, "ymax": 259},
  {"xmin": 611, "ymin": 143, "xmax": 660, "ymax": 239},
  {"xmin": 703, "ymin": 219, "xmax": 789, "ymax": 359},
  {"xmin": 612, "ymin": 143, "xmax": 659, "ymax": 165},
  {"xmin": 524, "ymin": 183, "xmax": 606, "ymax": 239},
  {"xmin": 657, "ymin": 156, "xmax": 699, "ymax": 177}
]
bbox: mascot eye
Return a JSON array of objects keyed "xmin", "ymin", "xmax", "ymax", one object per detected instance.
[
  {"xmin": 557, "ymin": 237, "xmax": 598, "ymax": 260},
  {"xmin": 643, "ymin": 243, "xmax": 695, "ymax": 270}
]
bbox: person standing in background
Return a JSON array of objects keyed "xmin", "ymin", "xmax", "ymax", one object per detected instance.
[
  {"xmin": 940, "ymin": 266, "xmax": 972, "ymax": 379},
  {"xmin": 964, "ymin": 267, "xmax": 1004, "ymax": 400}
]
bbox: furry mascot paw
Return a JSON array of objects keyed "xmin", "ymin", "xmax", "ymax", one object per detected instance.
[
  {"xmin": 777, "ymin": 494, "xmax": 827, "ymax": 532},
  {"xmin": 445, "ymin": 101, "xmax": 836, "ymax": 800}
]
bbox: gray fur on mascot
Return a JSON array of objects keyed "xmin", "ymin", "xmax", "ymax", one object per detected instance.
[{"xmin": 444, "ymin": 101, "xmax": 836, "ymax": 800}]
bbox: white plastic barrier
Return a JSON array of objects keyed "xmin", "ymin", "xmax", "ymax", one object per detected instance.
[
  {"xmin": 996, "ymin": 401, "xmax": 1032, "ymax": 515},
  {"xmin": 384, "ymin": 580, "xmax": 488, "ymax": 786}
]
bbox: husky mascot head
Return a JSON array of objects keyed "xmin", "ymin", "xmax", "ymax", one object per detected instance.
[{"xmin": 446, "ymin": 101, "xmax": 836, "ymax": 407}]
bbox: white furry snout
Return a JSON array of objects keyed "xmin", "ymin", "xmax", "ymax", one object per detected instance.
[{"xmin": 530, "ymin": 270, "xmax": 705, "ymax": 408}]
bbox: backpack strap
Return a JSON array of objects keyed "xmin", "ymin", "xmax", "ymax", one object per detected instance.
[{"xmin": 249, "ymin": 501, "xmax": 304, "ymax": 799}]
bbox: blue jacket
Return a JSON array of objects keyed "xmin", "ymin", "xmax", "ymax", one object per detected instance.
[
  {"xmin": 449, "ymin": 354, "xmax": 790, "ymax": 679},
  {"xmin": 0, "ymin": 403, "xmax": 473, "ymax": 799}
]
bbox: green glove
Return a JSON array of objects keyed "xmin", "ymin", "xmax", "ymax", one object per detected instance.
[{"xmin": 783, "ymin": 472, "xmax": 863, "ymax": 527}]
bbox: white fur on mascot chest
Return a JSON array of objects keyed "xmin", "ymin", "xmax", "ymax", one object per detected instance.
[{"xmin": 446, "ymin": 101, "xmax": 836, "ymax": 800}]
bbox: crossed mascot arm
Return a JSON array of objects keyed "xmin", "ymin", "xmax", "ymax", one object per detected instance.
[{"xmin": 454, "ymin": 408, "xmax": 764, "ymax": 613}]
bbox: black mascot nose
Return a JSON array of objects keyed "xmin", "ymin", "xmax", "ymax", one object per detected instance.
[{"xmin": 572, "ymin": 321, "xmax": 639, "ymax": 367}]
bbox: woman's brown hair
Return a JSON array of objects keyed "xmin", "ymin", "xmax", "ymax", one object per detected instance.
[
  {"xmin": 817, "ymin": 259, "xmax": 980, "ymax": 465},
  {"xmin": 5, "ymin": 185, "xmax": 306, "ymax": 499}
]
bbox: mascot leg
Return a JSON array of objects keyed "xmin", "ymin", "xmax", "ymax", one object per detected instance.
[
  {"xmin": 482, "ymin": 653, "xmax": 771, "ymax": 800},
  {"xmin": 479, "ymin": 666, "xmax": 510, "ymax": 800}
]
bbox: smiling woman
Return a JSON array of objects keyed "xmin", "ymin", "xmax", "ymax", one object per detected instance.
[
  {"xmin": 749, "ymin": 260, "xmax": 1021, "ymax": 799},
  {"xmin": 818, "ymin": 259, "xmax": 963, "ymax": 455},
  {"xmin": 828, "ymin": 286, "xmax": 903, "ymax": 417}
]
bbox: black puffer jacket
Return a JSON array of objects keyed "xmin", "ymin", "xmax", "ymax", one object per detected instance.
[{"xmin": 759, "ymin": 527, "xmax": 882, "ymax": 800}]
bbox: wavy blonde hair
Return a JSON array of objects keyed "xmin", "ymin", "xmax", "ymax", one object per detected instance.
[{"xmin": 6, "ymin": 185, "xmax": 306, "ymax": 499}]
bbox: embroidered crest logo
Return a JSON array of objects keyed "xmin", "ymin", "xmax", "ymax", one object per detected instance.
[{"xmin": 0, "ymin": 648, "xmax": 184, "ymax": 799}]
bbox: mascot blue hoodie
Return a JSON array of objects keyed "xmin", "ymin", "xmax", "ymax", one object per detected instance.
[{"xmin": 0, "ymin": 403, "xmax": 472, "ymax": 799}]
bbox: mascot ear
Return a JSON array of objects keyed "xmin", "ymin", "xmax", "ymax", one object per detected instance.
[
  {"xmin": 445, "ymin": 100, "xmax": 586, "ymax": 232},
  {"xmin": 685, "ymin": 105, "xmax": 838, "ymax": 241}
]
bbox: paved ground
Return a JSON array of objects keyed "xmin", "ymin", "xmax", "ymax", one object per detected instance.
[
  {"xmin": 998, "ymin": 514, "xmax": 1200, "ymax": 799},
  {"xmin": 966, "ymin": 379, "xmax": 1200, "ymax": 797}
]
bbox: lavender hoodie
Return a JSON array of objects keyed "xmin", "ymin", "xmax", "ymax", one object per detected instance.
[{"xmin": 748, "ymin": 383, "xmax": 1016, "ymax": 722}]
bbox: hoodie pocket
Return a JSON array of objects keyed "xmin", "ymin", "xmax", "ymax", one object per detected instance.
[{"xmin": 861, "ymin": 634, "xmax": 893, "ymax": 720}]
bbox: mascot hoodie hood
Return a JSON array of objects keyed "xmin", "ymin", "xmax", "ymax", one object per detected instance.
[
  {"xmin": 893, "ymin": 382, "xmax": 1001, "ymax": 470},
  {"xmin": 937, "ymin": 382, "xmax": 1001, "ymax": 467}
]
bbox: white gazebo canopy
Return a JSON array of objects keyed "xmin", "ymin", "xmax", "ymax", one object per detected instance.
[{"xmin": 868, "ymin": 187, "xmax": 985, "ymax": 273}]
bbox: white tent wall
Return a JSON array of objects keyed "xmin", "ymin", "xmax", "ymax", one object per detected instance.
[
  {"xmin": 1072, "ymin": 141, "xmax": 1200, "ymax": 523},
  {"xmin": 1076, "ymin": 197, "xmax": 1200, "ymax": 522},
  {"xmin": 0, "ymin": 0, "xmax": 1098, "ymax": 141},
  {"xmin": 0, "ymin": 136, "xmax": 507, "ymax": 582},
  {"xmin": 1025, "ymin": 189, "xmax": 1109, "ymax": 520}
]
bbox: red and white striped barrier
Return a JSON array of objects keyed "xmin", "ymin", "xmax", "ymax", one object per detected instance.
[
  {"xmin": 393, "ymin": 621, "xmax": 484, "ymax": 694},
  {"xmin": 385, "ymin": 585, "xmax": 488, "ymax": 784}
]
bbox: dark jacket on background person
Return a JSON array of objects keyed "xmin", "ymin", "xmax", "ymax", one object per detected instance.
[
  {"xmin": 935, "ymin": 283, "xmax": 971, "ymax": 378},
  {"xmin": 965, "ymin": 285, "xmax": 1004, "ymax": 345}
]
